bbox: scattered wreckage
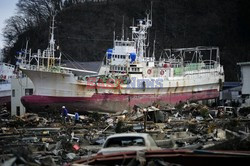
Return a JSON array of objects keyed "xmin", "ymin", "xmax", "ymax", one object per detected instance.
[{"xmin": 1, "ymin": 103, "xmax": 250, "ymax": 165}]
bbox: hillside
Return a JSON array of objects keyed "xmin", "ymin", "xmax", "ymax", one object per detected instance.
[{"xmin": 3, "ymin": 0, "xmax": 250, "ymax": 81}]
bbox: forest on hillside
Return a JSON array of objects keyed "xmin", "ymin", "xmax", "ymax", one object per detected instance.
[{"xmin": 2, "ymin": 0, "xmax": 250, "ymax": 81}]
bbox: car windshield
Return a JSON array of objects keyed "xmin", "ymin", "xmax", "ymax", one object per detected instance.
[{"xmin": 104, "ymin": 136, "xmax": 145, "ymax": 148}]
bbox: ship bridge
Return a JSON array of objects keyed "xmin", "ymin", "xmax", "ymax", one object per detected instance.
[
  {"xmin": 114, "ymin": 40, "xmax": 135, "ymax": 54},
  {"xmin": 106, "ymin": 39, "xmax": 136, "ymax": 74}
]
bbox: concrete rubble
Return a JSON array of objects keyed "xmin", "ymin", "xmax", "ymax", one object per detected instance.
[{"xmin": 1, "ymin": 102, "xmax": 250, "ymax": 165}]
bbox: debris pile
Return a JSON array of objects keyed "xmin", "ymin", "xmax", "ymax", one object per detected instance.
[
  {"xmin": 1, "ymin": 102, "xmax": 250, "ymax": 165},
  {"xmin": 106, "ymin": 102, "xmax": 250, "ymax": 151},
  {"xmin": 0, "ymin": 112, "xmax": 109, "ymax": 165}
]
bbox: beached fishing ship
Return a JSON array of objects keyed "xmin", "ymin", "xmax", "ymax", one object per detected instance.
[
  {"xmin": 0, "ymin": 62, "xmax": 15, "ymax": 107},
  {"xmin": 20, "ymin": 14, "xmax": 224, "ymax": 113}
]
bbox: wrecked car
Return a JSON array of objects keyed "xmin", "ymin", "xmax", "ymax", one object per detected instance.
[{"xmin": 97, "ymin": 133, "xmax": 160, "ymax": 155}]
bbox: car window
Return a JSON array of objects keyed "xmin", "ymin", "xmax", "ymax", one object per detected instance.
[{"xmin": 104, "ymin": 136, "xmax": 145, "ymax": 148}]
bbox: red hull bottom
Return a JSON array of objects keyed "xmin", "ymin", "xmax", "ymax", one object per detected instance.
[{"xmin": 21, "ymin": 90, "xmax": 219, "ymax": 113}]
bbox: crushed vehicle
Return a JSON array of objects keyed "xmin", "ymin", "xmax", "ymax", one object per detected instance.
[{"xmin": 97, "ymin": 133, "xmax": 160, "ymax": 155}]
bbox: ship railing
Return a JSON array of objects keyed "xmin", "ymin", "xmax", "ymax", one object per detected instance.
[
  {"xmin": 60, "ymin": 69, "xmax": 72, "ymax": 74},
  {"xmin": 183, "ymin": 65, "xmax": 220, "ymax": 75},
  {"xmin": 173, "ymin": 61, "xmax": 219, "ymax": 76},
  {"xmin": 202, "ymin": 60, "xmax": 218, "ymax": 68},
  {"xmin": 154, "ymin": 60, "xmax": 181, "ymax": 68},
  {"xmin": 114, "ymin": 41, "xmax": 135, "ymax": 47},
  {"xmin": 0, "ymin": 62, "xmax": 15, "ymax": 68},
  {"xmin": 40, "ymin": 66, "xmax": 72, "ymax": 74},
  {"xmin": 182, "ymin": 69, "xmax": 220, "ymax": 77},
  {"xmin": 27, "ymin": 65, "xmax": 38, "ymax": 71},
  {"xmin": 183, "ymin": 60, "xmax": 218, "ymax": 70},
  {"xmin": 27, "ymin": 64, "xmax": 72, "ymax": 74},
  {"xmin": 159, "ymin": 58, "xmax": 182, "ymax": 63}
]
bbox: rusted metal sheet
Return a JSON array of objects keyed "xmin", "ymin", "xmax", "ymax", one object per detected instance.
[{"xmin": 73, "ymin": 149, "xmax": 250, "ymax": 165}]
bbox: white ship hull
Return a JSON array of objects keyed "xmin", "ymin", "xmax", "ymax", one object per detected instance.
[{"xmin": 21, "ymin": 65, "xmax": 223, "ymax": 113}]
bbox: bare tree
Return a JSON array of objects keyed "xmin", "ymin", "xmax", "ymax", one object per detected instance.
[
  {"xmin": 3, "ymin": 0, "xmax": 65, "ymax": 46},
  {"xmin": 17, "ymin": 0, "xmax": 54, "ymax": 24},
  {"xmin": 3, "ymin": 15, "xmax": 28, "ymax": 46}
]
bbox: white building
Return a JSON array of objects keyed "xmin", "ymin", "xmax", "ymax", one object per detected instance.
[
  {"xmin": 11, "ymin": 76, "xmax": 34, "ymax": 116},
  {"xmin": 238, "ymin": 62, "xmax": 250, "ymax": 95}
]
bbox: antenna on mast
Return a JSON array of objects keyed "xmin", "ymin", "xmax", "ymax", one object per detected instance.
[
  {"xmin": 122, "ymin": 16, "xmax": 125, "ymax": 40},
  {"xmin": 113, "ymin": 30, "xmax": 115, "ymax": 46},
  {"xmin": 25, "ymin": 40, "xmax": 29, "ymax": 59},
  {"xmin": 47, "ymin": 15, "xmax": 57, "ymax": 68},
  {"xmin": 151, "ymin": 1, "xmax": 153, "ymax": 24},
  {"xmin": 153, "ymin": 32, "xmax": 156, "ymax": 59},
  {"xmin": 49, "ymin": 15, "xmax": 56, "ymax": 58}
]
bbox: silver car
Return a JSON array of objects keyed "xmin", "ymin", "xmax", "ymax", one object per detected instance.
[{"xmin": 97, "ymin": 133, "xmax": 160, "ymax": 155}]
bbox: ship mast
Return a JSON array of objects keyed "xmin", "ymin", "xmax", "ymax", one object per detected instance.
[
  {"xmin": 48, "ymin": 15, "xmax": 56, "ymax": 68},
  {"xmin": 131, "ymin": 12, "xmax": 152, "ymax": 62},
  {"xmin": 122, "ymin": 15, "xmax": 125, "ymax": 41}
]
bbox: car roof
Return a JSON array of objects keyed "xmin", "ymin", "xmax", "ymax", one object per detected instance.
[{"xmin": 106, "ymin": 133, "xmax": 149, "ymax": 139}]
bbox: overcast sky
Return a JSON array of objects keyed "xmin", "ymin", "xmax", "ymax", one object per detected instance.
[{"xmin": 0, "ymin": 0, "xmax": 19, "ymax": 50}]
